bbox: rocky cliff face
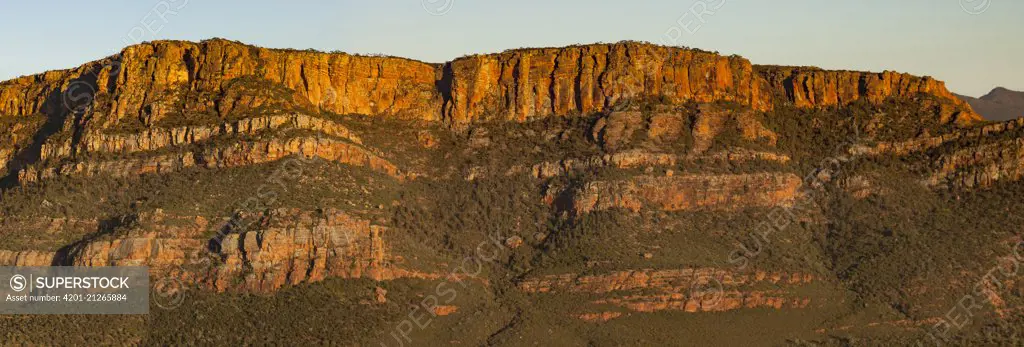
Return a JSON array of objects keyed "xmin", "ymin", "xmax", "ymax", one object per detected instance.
[
  {"xmin": 759, "ymin": 66, "xmax": 981, "ymax": 124},
  {"xmin": 927, "ymin": 138, "xmax": 1024, "ymax": 189},
  {"xmin": 442, "ymin": 43, "xmax": 772, "ymax": 125},
  {"xmin": 0, "ymin": 209, "xmax": 445, "ymax": 292},
  {"xmin": 0, "ymin": 40, "xmax": 978, "ymax": 127},
  {"xmin": 0, "ymin": 40, "xmax": 777, "ymax": 129},
  {"xmin": 0, "ymin": 39, "xmax": 440, "ymax": 122},
  {"xmin": 39, "ymin": 113, "xmax": 363, "ymax": 161},
  {"xmin": 20, "ymin": 135, "xmax": 404, "ymax": 183},
  {"xmin": 0, "ymin": 40, "xmax": 982, "ymax": 185}
]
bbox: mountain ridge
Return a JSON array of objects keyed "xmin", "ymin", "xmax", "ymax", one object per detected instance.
[
  {"xmin": 2, "ymin": 39, "xmax": 1022, "ymax": 346},
  {"xmin": 957, "ymin": 87, "xmax": 1024, "ymax": 121},
  {"xmin": 0, "ymin": 38, "xmax": 981, "ymax": 126}
]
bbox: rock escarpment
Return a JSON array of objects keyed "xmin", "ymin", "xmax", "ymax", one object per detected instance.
[
  {"xmin": 759, "ymin": 66, "xmax": 981, "ymax": 124},
  {"xmin": 0, "ymin": 39, "xmax": 983, "ymax": 186},
  {"xmin": 0, "ymin": 39, "xmax": 978, "ymax": 126},
  {"xmin": 0, "ymin": 209, "xmax": 443, "ymax": 292},
  {"xmin": 442, "ymin": 44, "xmax": 772, "ymax": 125},
  {"xmin": 0, "ymin": 39, "xmax": 440, "ymax": 122}
]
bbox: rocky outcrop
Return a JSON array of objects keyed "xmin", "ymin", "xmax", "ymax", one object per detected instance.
[
  {"xmin": 0, "ymin": 41, "xmax": 764, "ymax": 126},
  {"xmin": 443, "ymin": 43, "xmax": 771, "ymax": 125},
  {"xmin": 927, "ymin": 138, "xmax": 1024, "ymax": 189},
  {"xmin": 593, "ymin": 290, "xmax": 812, "ymax": 314},
  {"xmin": 211, "ymin": 209, "xmax": 391, "ymax": 292},
  {"xmin": 519, "ymin": 148, "xmax": 789, "ymax": 179},
  {"xmin": 520, "ymin": 268, "xmax": 817, "ymax": 320},
  {"xmin": 590, "ymin": 105, "xmax": 777, "ymax": 153},
  {"xmin": 0, "ymin": 40, "xmax": 985, "ymax": 188},
  {"xmin": 528, "ymin": 150, "xmax": 678, "ymax": 179},
  {"xmin": 567, "ymin": 173, "xmax": 802, "ymax": 215},
  {"xmin": 0, "ymin": 209, "xmax": 446, "ymax": 293},
  {"xmin": 850, "ymin": 118, "xmax": 1024, "ymax": 157},
  {"xmin": 70, "ymin": 213, "xmax": 210, "ymax": 269},
  {"xmin": 689, "ymin": 104, "xmax": 777, "ymax": 153},
  {"xmin": 0, "ymin": 250, "xmax": 57, "ymax": 266},
  {"xmin": 40, "ymin": 113, "xmax": 362, "ymax": 161},
  {"xmin": 759, "ymin": 67, "xmax": 981, "ymax": 124},
  {"xmin": 0, "ymin": 67, "xmax": 94, "ymax": 117},
  {"xmin": 104, "ymin": 40, "xmax": 440, "ymax": 122},
  {"xmin": 467, "ymin": 147, "xmax": 790, "ymax": 181},
  {"xmin": 519, "ymin": 268, "xmax": 814, "ymax": 294},
  {"xmin": 1, "ymin": 40, "xmax": 790, "ymax": 185},
  {"xmin": 20, "ymin": 135, "xmax": 404, "ymax": 183},
  {"xmin": 0, "ymin": 212, "xmax": 209, "ymax": 269},
  {"xmin": 0, "ymin": 40, "xmax": 978, "ymax": 130}
]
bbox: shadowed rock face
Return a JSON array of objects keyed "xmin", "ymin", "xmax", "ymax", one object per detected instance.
[{"xmin": 0, "ymin": 39, "xmax": 441, "ymax": 122}]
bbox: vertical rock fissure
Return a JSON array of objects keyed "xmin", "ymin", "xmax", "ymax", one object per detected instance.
[
  {"xmin": 574, "ymin": 50, "xmax": 585, "ymax": 115},
  {"xmin": 436, "ymin": 62, "xmax": 454, "ymax": 125}
]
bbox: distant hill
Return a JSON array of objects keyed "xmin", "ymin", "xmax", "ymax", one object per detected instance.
[{"xmin": 957, "ymin": 87, "xmax": 1024, "ymax": 121}]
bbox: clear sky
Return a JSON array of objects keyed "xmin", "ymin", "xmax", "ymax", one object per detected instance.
[{"xmin": 0, "ymin": 0, "xmax": 1020, "ymax": 96}]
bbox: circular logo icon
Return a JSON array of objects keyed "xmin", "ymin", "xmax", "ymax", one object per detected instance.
[
  {"xmin": 422, "ymin": 0, "xmax": 455, "ymax": 16},
  {"xmin": 689, "ymin": 276, "xmax": 725, "ymax": 310},
  {"xmin": 9, "ymin": 274, "xmax": 26, "ymax": 292},
  {"xmin": 152, "ymin": 277, "xmax": 186, "ymax": 310},
  {"xmin": 62, "ymin": 81, "xmax": 96, "ymax": 114},
  {"xmin": 960, "ymin": 0, "xmax": 991, "ymax": 15}
]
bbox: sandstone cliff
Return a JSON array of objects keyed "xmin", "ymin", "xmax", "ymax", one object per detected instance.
[
  {"xmin": 758, "ymin": 66, "xmax": 981, "ymax": 124},
  {"xmin": 0, "ymin": 40, "xmax": 983, "ymax": 186},
  {"xmin": 0, "ymin": 39, "xmax": 440, "ymax": 122},
  {"xmin": 0, "ymin": 39, "xmax": 978, "ymax": 128},
  {"xmin": 442, "ymin": 43, "xmax": 772, "ymax": 125}
]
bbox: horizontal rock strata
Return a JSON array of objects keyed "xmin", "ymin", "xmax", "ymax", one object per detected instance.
[
  {"xmin": 568, "ymin": 173, "xmax": 803, "ymax": 215},
  {"xmin": 20, "ymin": 136, "xmax": 403, "ymax": 183},
  {"xmin": 0, "ymin": 209, "xmax": 447, "ymax": 292},
  {"xmin": 520, "ymin": 268, "xmax": 816, "ymax": 320}
]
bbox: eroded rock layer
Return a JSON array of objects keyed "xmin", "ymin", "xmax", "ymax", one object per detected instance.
[
  {"xmin": 0, "ymin": 209, "xmax": 444, "ymax": 292},
  {"xmin": 519, "ymin": 268, "xmax": 818, "ymax": 320},
  {"xmin": 20, "ymin": 136, "xmax": 404, "ymax": 183},
  {"xmin": 566, "ymin": 173, "xmax": 803, "ymax": 215}
]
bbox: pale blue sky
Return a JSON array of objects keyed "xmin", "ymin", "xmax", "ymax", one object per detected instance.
[{"xmin": 0, "ymin": 0, "xmax": 1020, "ymax": 96}]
